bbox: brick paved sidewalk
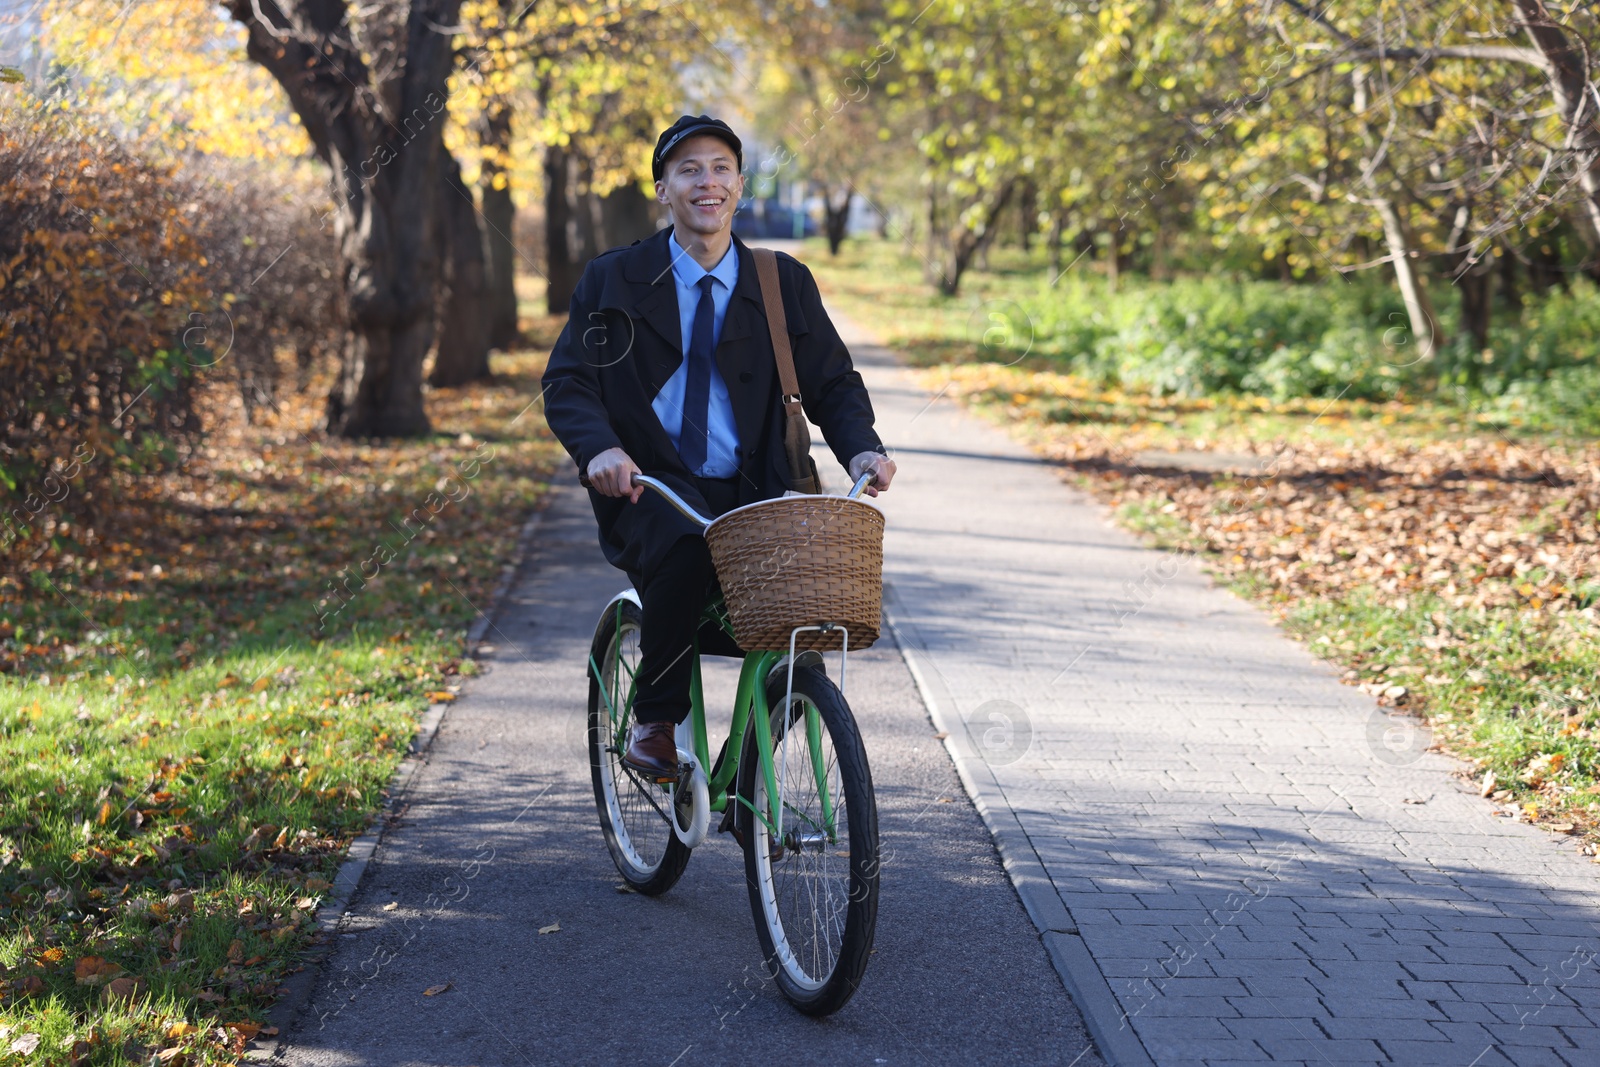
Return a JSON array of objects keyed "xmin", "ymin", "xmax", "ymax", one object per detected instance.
[{"xmin": 835, "ymin": 310, "xmax": 1600, "ymax": 1066}]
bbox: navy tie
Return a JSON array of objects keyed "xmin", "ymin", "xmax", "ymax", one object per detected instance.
[{"xmin": 679, "ymin": 275, "xmax": 716, "ymax": 474}]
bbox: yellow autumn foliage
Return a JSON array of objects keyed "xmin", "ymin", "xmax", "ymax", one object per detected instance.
[{"xmin": 37, "ymin": 0, "xmax": 311, "ymax": 161}]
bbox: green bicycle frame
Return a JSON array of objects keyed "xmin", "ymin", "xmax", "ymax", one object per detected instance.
[{"xmin": 589, "ymin": 598, "xmax": 837, "ymax": 840}]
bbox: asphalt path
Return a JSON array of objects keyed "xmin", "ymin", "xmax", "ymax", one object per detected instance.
[{"xmin": 274, "ymin": 481, "xmax": 1102, "ymax": 1066}]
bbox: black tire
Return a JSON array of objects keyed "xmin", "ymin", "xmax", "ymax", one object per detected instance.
[
  {"xmin": 737, "ymin": 664, "xmax": 879, "ymax": 1015},
  {"xmin": 587, "ymin": 598, "xmax": 691, "ymax": 896}
]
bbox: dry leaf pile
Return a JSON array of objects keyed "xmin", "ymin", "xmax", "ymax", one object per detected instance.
[{"xmin": 925, "ymin": 361, "xmax": 1600, "ymax": 838}]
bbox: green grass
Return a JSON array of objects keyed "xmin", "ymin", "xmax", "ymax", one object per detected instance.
[{"xmin": 1, "ymin": 339, "xmax": 564, "ymax": 1063}]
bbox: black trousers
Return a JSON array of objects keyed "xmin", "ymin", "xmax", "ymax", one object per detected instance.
[{"xmin": 631, "ymin": 475, "xmax": 746, "ymax": 725}]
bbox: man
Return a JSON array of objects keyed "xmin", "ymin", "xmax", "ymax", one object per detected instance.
[{"xmin": 541, "ymin": 114, "xmax": 896, "ymax": 779}]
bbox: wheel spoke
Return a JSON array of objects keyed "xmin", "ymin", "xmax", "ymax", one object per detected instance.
[
  {"xmin": 595, "ymin": 621, "xmax": 671, "ymax": 875},
  {"xmin": 752, "ymin": 688, "xmax": 865, "ymax": 993}
]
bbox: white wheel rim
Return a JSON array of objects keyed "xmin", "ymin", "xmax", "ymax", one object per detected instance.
[
  {"xmin": 597, "ymin": 622, "xmax": 672, "ymax": 874},
  {"xmin": 752, "ymin": 694, "xmax": 853, "ymax": 991}
]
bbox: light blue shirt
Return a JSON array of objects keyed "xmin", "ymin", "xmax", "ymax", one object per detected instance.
[{"xmin": 652, "ymin": 233, "xmax": 741, "ymax": 478}]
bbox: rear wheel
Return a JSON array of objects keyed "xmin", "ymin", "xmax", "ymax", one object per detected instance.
[
  {"xmin": 738, "ymin": 665, "xmax": 879, "ymax": 1015},
  {"xmin": 587, "ymin": 598, "xmax": 691, "ymax": 895}
]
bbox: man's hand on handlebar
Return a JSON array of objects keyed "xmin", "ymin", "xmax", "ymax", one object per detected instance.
[
  {"xmin": 587, "ymin": 447, "xmax": 644, "ymax": 503},
  {"xmin": 848, "ymin": 450, "xmax": 896, "ymax": 497}
]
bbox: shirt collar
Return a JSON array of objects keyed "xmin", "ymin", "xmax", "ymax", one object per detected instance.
[{"xmin": 669, "ymin": 231, "xmax": 737, "ymax": 291}]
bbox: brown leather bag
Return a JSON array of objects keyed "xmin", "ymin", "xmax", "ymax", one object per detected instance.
[{"xmin": 752, "ymin": 248, "xmax": 822, "ymax": 494}]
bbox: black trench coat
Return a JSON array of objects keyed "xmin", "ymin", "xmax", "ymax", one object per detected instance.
[{"xmin": 541, "ymin": 227, "xmax": 886, "ymax": 577}]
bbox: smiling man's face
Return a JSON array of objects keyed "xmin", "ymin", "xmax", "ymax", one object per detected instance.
[{"xmin": 655, "ymin": 134, "xmax": 743, "ymax": 239}]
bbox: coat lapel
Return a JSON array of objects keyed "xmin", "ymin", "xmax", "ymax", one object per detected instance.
[{"xmin": 619, "ymin": 229, "xmax": 684, "ymax": 397}]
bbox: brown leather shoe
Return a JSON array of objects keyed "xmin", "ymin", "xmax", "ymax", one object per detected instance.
[{"xmin": 622, "ymin": 722, "xmax": 680, "ymax": 781}]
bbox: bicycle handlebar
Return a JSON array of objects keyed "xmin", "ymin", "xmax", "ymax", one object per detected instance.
[
  {"xmin": 627, "ymin": 471, "xmax": 880, "ymax": 530},
  {"xmin": 631, "ymin": 474, "xmax": 713, "ymax": 529}
]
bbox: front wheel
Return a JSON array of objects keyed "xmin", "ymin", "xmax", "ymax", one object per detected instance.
[
  {"xmin": 738, "ymin": 665, "xmax": 879, "ymax": 1015},
  {"xmin": 587, "ymin": 597, "xmax": 691, "ymax": 895}
]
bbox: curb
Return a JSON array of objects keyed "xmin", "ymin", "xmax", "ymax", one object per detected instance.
[
  {"xmin": 882, "ymin": 582, "xmax": 1156, "ymax": 1067},
  {"xmin": 243, "ymin": 500, "xmax": 550, "ymax": 1063}
]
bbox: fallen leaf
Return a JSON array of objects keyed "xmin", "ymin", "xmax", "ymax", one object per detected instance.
[
  {"xmin": 155, "ymin": 1049, "xmax": 187, "ymax": 1065},
  {"xmin": 932, "ymin": 731, "xmax": 949, "ymax": 740},
  {"xmin": 166, "ymin": 1022, "xmax": 196, "ymax": 1040},
  {"xmin": 8, "ymin": 1033, "xmax": 41, "ymax": 1056},
  {"xmin": 1548, "ymin": 823, "xmax": 1577, "ymax": 834},
  {"xmin": 1479, "ymin": 770, "xmax": 1497, "ymax": 797},
  {"xmin": 614, "ymin": 883, "xmax": 636, "ymax": 894},
  {"xmin": 304, "ymin": 877, "xmax": 333, "ymax": 893},
  {"xmin": 538, "ymin": 922, "xmax": 560, "ymax": 935},
  {"xmin": 69, "ymin": 1038, "xmax": 97, "ymax": 1066},
  {"xmin": 426, "ymin": 690, "xmax": 457, "ymax": 703},
  {"xmin": 225, "ymin": 1022, "xmax": 262, "ymax": 1039},
  {"xmin": 227, "ymin": 939, "xmax": 244, "ymax": 963},
  {"xmin": 422, "ymin": 982, "xmax": 452, "ymax": 996},
  {"xmin": 103, "ymin": 976, "xmax": 146, "ymax": 1002},
  {"xmin": 196, "ymin": 990, "xmax": 225, "ymax": 1003},
  {"xmin": 259, "ymin": 1027, "xmax": 279, "ymax": 1037},
  {"xmin": 74, "ymin": 956, "xmax": 123, "ymax": 985},
  {"xmin": 382, "ymin": 901, "xmax": 399, "ymax": 911}
]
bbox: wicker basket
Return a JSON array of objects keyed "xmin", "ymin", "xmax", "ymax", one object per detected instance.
[{"xmin": 704, "ymin": 495, "xmax": 885, "ymax": 652}]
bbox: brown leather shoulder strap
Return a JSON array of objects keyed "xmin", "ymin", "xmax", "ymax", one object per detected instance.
[{"xmin": 752, "ymin": 248, "xmax": 802, "ymax": 409}]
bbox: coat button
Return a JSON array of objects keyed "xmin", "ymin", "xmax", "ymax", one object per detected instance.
[{"xmin": 739, "ymin": 371, "xmax": 753, "ymax": 383}]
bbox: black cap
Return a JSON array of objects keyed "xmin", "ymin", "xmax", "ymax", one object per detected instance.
[{"xmin": 652, "ymin": 115, "xmax": 743, "ymax": 180}]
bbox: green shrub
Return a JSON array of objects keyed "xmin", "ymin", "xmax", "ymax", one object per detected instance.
[{"xmin": 1008, "ymin": 271, "xmax": 1596, "ymax": 425}]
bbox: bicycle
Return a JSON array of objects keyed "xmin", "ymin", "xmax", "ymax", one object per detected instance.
[{"xmin": 585, "ymin": 472, "xmax": 882, "ymax": 1016}]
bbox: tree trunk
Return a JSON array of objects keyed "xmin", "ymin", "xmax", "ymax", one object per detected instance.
[
  {"xmin": 544, "ymin": 142, "xmax": 577, "ymax": 315},
  {"xmin": 823, "ymin": 188, "xmax": 851, "ymax": 255},
  {"xmin": 573, "ymin": 156, "xmax": 600, "ymax": 269},
  {"xmin": 1017, "ymin": 179, "xmax": 1036, "ymax": 250},
  {"xmin": 599, "ymin": 182, "xmax": 657, "ymax": 249},
  {"xmin": 1352, "ymin": 67, "xmax": 1444, "ymax": 360},
  {"xmin": 937, "ymin": 180, "xmax": 1017, "ymax": 297},
  {"xmin": 1457, "ymin": 255, "xmax": 1493, "ymax": 352},
  {"xmin": 430, "ymin": 151, "xmax": 492, "ymax": 387},
  {"xmin": 327, "ymin": 317, "xmax": 434, "ymax": 436},
  {"xmin": 1512, "ymin": 0, "xmax": 1600, "ymax": 243},
  {"xmin": 1499, "ymin": 245, "xmax": 1522, "ymax": 312},
  {"xmin": 1527, "ymin": 235, "xmax": 1565, "ymax": 292},
  {"xmin": 1047, "ymin": 211, "xmax": 1064, "ymax": 281},
  {"xmin": 1374, "ymin": 197, "xmax": 1445, "ymax": 359},
  {"xmin": 228, "ymin": 0, "xmax": 458, "ymax": 439},
  {"xmin": 478, "ymin": 100, "xmax": 519, "ymax": 350}
]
